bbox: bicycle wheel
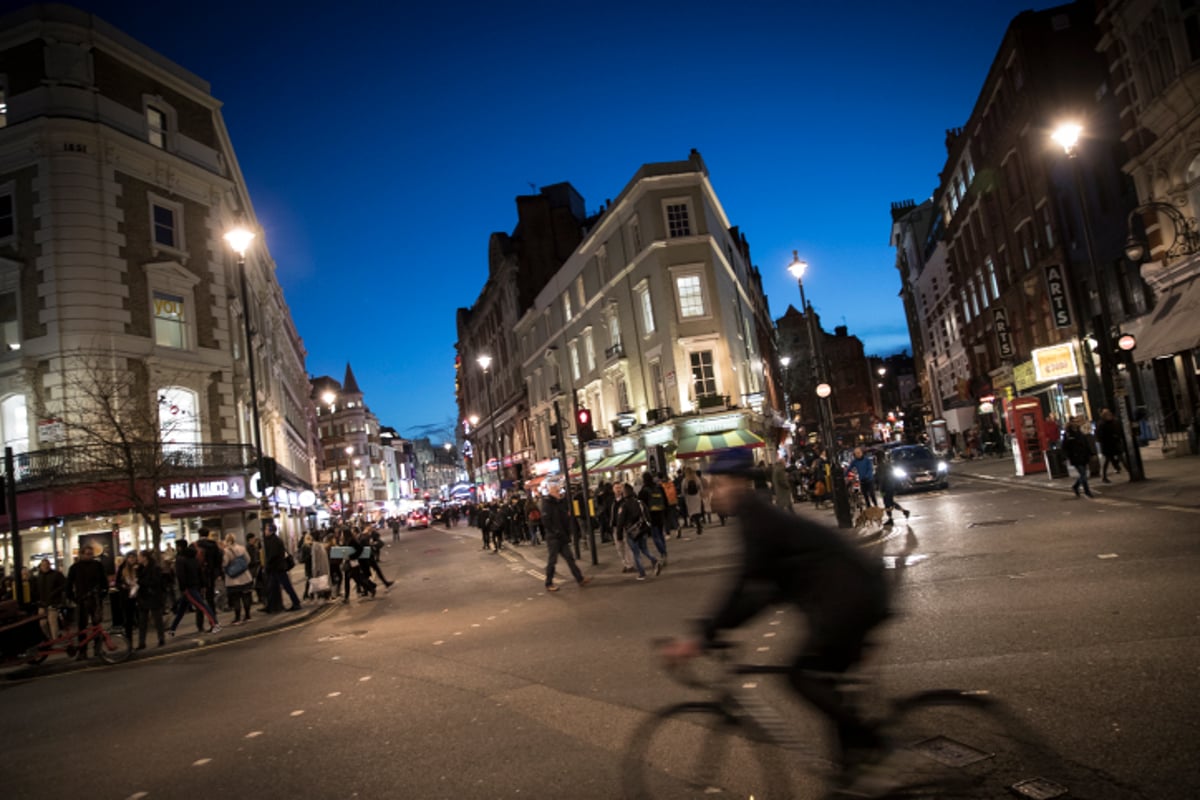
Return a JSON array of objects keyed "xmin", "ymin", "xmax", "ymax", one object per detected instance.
[
  {"xmin": 866, "ymin": 690, "xmax": 1053, "ymax": 798},
  {"xmin": 621, "ymin": 701, "xmax": 791, "ymax": 800},
  {"xmin": 97, "ymin": 630, "xmax": 132, "ymax": 664}
]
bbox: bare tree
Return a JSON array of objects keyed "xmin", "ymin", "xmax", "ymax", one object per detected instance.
[{"xmin": 53, "ymin": 350, "xmax": 206, "ymax": 551}]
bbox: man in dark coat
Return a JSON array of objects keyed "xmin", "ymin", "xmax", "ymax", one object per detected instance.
[
  {"xmin": 1063, "ymin": 420, "xmax": 1096, "ymax": 498},
  {"xmin": 539, "ymin": 481, "xmax": 590, "ymax": 592},
  {"xmin": 65, "ymin": 546, "xmax": 109, "ymax": 659},
  {"xmin": 263, "ymin": 521, "xmax": 303, "ymax": 612},
  {"xmin": 1097, "ymin": 408, "xmax": 1126, "ymax": 483}
]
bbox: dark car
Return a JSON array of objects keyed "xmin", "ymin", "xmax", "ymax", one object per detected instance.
[{"xmin": 882, "ymin": 445, "xmax": 950, "ymax": 492}]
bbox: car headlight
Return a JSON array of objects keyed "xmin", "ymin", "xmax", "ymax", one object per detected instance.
[
  {"xmin": 937, "ymin": 461, "xmax": 948, "ymax": 472},
  {"xmin": 892, "ymin": 466, "xmax": 907, "ymax": 479}
]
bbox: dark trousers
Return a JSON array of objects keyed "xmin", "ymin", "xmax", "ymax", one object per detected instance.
[
  {"xmin": 228, "ymin": 586, "xmax": 253, "ymax": 621},
  {"xmin": 1102, "ymin": 452, "xmax": 1124, "ymax": 479},
  {"xmin": 544, "ymin": 537, "xmax": 583, "ymax": 587},
  {"xmin": 859, "ymin": 478, "xmax": 878, "ymax": 507},
  {"xmin": 76, "ymin": 595, "xmax": 103, "ymax": 654},
  {"xmin": 137, "ymin": 601, "xmax": 165, "ymax": 646},
  {"xmin": 170, "ymin": 588, "xmax": 217, "ymax": 631},
  {"xmin": 267, "ymin": 569, "xmax": 302, "ymax": 609}
]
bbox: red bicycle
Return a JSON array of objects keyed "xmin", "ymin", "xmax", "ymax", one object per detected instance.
[{"xmin": 0, "ymin": 608, "xmax": 132, "ymax": 666}]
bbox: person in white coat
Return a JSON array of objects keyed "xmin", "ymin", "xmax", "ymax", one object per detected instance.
[
  {"xmin": 682, "ymin": 467, "xmax": 706, "ymax": 535},
  {"xmin": 222, "ymin": 534, "xmax": 255, "ymax": 625}
]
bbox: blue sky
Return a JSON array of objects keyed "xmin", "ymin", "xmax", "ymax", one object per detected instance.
[{"xmin": 70, "ymin": 0, "xmax": 1061, "ymax": 437}]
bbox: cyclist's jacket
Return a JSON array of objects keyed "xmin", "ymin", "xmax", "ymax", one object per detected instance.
[
  {"xmin": 65, "ymin": 558, "xmax": 107, "ymax": 603},
  {"xmin": 698, "ymin": 492, "xmax": 889, "ymax": 644},
  {"xmin": 174, "ymin": 547, "xmax": 203, "ymax": 591}
]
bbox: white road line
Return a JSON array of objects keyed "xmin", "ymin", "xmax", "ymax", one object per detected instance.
[
  {"xmin": 327, "ymin": 692, "xmax": 341, "ymax": 698},
  {"xmin": 192, "ymin": 758, "xmax": 212, "ymax": 767},
  {"xmin": 756, "ymin": 646, "xmax": 770, "ymax": 652},
  {"xmin": 769, "ymin": 620, "xmax": 781, "ymax": 626},
  {"xmin": 742, "ymin": 682, "xmax": 758, "ymax": 689},
  {"xmin": 487, "ymin": 616, "xmax": 497, "ymax": 620},
  {"xmin": 1097, "ymin": 553, "xmax": 1119, "ymax": 559},
  {"xmin": 471, "ymin": 623, "xmax": 481, "ymax": 628},
  {"xmin": 245, "ymin": 731, "xmax": 263, "ymax": 738},
  {"xmin": 433, "ymin": 640, "xmax": 444, "ymax": 645},
  {"xmin": 763, "ymin": 632, "xmax": 777, "ymax": 638},
  {"xmin": 290, "ymin": 710, "xmax": 304, "ymax": 717},
  {"xmin": 126, "ymin": 793, "xmax": 150, "ymax": 800},
  {"xmin": 359, "ymin": 676, "xmax": 372, "ymax": 682},
  {"xmin": 453, "ymin": 631, "xmax": 463, "ymax": 636}
]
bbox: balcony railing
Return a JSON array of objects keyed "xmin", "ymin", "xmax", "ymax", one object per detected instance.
[
  {"xmin": 696, "ymin": 393, "xmax": 730, "ymax": 410},
  {"xmin": 2, "ymin": 443, "xmax": 257, "ymax": 487},
  {"xmin": 646, "ymin": 407, "xmax": 674, "ymax": 425},
  {"xmin": 549, "ymin": 383, "xmax": 563, "ymax": 396},
  {"xmin": 604, "ymin": 342, "xmax": 626, "ymax": 360}
]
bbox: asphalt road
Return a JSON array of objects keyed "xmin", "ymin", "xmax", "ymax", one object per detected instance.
[{"xmin": 1, "ymin": 477, "xmax": 1196, "ymax": 799}]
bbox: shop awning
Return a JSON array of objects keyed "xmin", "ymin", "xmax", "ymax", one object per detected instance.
[
  {"xmin": 1124, "ymin": 276, "xmax": 1200, "ymax": 361},
  {"xmin": 592, "ymin": 451, "xmax": 635, "ymax": 471},
  {"xmin": 618, "ymin": 449, "xmax": 648, "ymax": 469},
  {"xmin": 568, "ymin": 451, "xmax": 606, "ymax": 478},
  {"xmin": 676, "ymin": 429, "xmax": 766, "ymax": 458}
]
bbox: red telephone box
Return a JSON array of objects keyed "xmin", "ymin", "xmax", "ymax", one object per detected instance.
[{"xmin": 1005, "ymin": 397, "xmax": 1047, "ymax": 476}]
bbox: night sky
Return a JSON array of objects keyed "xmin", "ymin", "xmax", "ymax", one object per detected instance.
[{"xmin": 56, "ymin": 0, "xmax": 1062, "ymax": 439}]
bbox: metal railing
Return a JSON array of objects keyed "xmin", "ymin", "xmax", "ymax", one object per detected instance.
[
  {"xmin": 3, "ymin": 443, "xmax": 257, "ymax": 487},
  {"xmin": 604, "ymin": 342, "xmax": 625, "ymax": 360},
  {"xmin": 646, "ymin": 407, "xmax": 674, "ymax": 425}
]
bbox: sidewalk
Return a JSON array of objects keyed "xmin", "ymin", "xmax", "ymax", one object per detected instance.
[
  {"xmin": 948, "ymin": 447, "xmax": 1200, "ymax": 508},
  {"xmin": 2, "ymin": 567, "xmax": 330, "ymax": 681}
]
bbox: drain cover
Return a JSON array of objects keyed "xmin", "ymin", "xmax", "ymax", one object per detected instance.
[
  {"xmin": 1010, "ymin": 777, "xmax": 1069, "ymax": 798},
  {"xmin": 966, "ymin": 519, "xmax": 1018, "ymax": 528},
  {"xmin": 911, "ymin": 736, "xmax": 994, "ymax": 767}
]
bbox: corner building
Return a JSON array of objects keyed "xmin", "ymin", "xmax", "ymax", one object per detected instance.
[
  {"xmin": 513, "ymin": 150, "xmax": 779, "ymax": 487},
  {"xmin": 0, "ymin": 5, "xmax": 316, "ymax": 565}
]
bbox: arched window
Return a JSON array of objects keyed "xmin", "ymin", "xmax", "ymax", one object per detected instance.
[
  {"xmin": 1, "ymin": 394, "xmax": 28, "ymax": 453},
  {"xmin": 158, "ymin": 386, "xmax": 200, "ymax": 456}
]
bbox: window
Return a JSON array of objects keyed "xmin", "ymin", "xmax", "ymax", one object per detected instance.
[
  {"xmin": 690, "ymin": 350, "xmax": 717, "ymax": 397},
  {"xmin": 649, "ymin": 358, "xmax": 666, "ymax": 409},
  {"xmin": 961, "ymin": 289, "xmax": 972, "ymax": 322},
  {"xmin": 575, "ymin": 275, "xmax": 585, "ymax": 307},
  {"xmin": 1, "ymin": 394, "xmax": 28, "ymax": 453},
  {"xmin": 583, "ymin": 329, "xmax": 595, "ymax": 372},
  {"xmin": 569, "ymin": 341, "xmax": 580, "ymax": 381},
  {"xmin": 675, "ymin": 273, "xmax": 706, "ymax": 318},
  {"xmin": 153, "ymin": 291, "xmax": 187, "ymax": 348},
  {"xmin": 0, "ymin": 290, "xmax": 17, "ymax": 350},
  {"xmin": 975, "ymin": 270, "xmax": 988, "ymax": 310},
  {"xmin": 665, "ymin": 201, "xmax": 692, "ymax": 238},
  {"xmin": 637, "ymin": 284, "xmax": 655, "ymax": 333},
  {"xmin": 1040, "ymin": 204, "xmax": 1055, "ymax": 249},
  {"xmin": 158, "ymin": 387, "xmax": 200, "ymax": 453},
  {"xmin": 629, "ymin": 216, "xmax": 642, "ymax": 253},
  {"xmin": 597, "ymin": 247, "xmax": 609, "ymax": 281},
  {"xmin": 146, "ymin": 105, "xmax": 167, "ymax": 149},
  {"xmin": 562, "ymin": 291, "xmax": 572, "ymax": 322},
  {"xmin": 985, "ymin": 257, "xmax": 1000, "ymax": 300},
  {"xmin": 616, "ymin": 374, "xmax": 630, "ymax": 411},
  {"xmin": 608, "ymin": 311, "xmax": 621, "ymax": 349},
  {"xmin": 0, "ymin": 189, "xmax": 13, "ymax": 240},
  {"xmin": 151, "ymin": 200, "xmax": 180, "ymax": 249}
]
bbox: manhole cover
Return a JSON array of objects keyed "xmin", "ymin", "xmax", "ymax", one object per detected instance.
[
  {"xmin": 910, "ymin": 736, "xmax": 994, "ymax": 767},
  {"xmin": 1010, "ymin": 777, "xmax": 1069, "ymax": 798},
  {"xmin": 966, "ymin": 519, "xmax": 1018, "ymax": 528}
]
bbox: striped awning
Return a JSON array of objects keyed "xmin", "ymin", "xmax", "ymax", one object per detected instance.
[
  {"xmin": 592, "ymin": 451, "xmax": 635, "ymax": 471},
  {"xmin": 676, "ymin": 429, "xmax": 766, "ymax": 458},
  {"xmin": 619, "ymin": 449, "xmax": 648, "ymax": 469},
  {"xmin": 568, "ymin": 451, "xmax": 606, "ymax": 478}
]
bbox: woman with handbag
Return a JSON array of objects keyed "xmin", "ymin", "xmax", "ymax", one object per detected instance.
[
  {"xmin": 222, "ymin": 533, "xmax": 254, "ymax": 625},
  {"xmin": 615, "ymin": 483, "xmax": 661, "ymax": 581}
]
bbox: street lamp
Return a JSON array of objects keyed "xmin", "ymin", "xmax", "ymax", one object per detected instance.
[
  {"xmin": 1052, "ymin": 122, "xmax": 1145, "ymax": 481},
  {"xmin": 787, "ymin": 251, "xmax": 853, "ymax": 528},
  {"xmin": 779, "ymin": 355, "xmax": 793, "ymax": 446},
  {"xmin": 351, "ymin": 456, "xmax": 361, "ymax": 518},
  {"xmin": 224, "ymin": 226, "xmax": 271, "ymax": 523},
  {"xmin": 321, "ymin": 391, "xmax": 345, "ymax": 522},
  {"xmin": 477, "ymin": 354, "xmax": 501, "ymax": 499}
]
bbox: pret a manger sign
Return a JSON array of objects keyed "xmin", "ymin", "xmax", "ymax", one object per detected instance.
[
  {"xmin": 158, "ymin": 476, "xmax": 247, "ymax": 502},
  {"xmin": 1032, "ymin": 343, "xmax": 1079, "ymax": 383}
]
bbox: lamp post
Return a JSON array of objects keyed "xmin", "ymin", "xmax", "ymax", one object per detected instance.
[
  {"xmin": 477, "ymin": 355, "xmax": 501, "ymax": 499},
  {"xmin": 1052, "ymin": 122, "xmax": 1145, "ymax": 482},
  {"xmin": 224, "ymin": 226, "xmax": 272, "ymax": 523},
  {"xmin": 321, "ymin": 390, "xmax": 345, "ymax": 522},
  {"xmin": 339, "ymin": 445, "xmax": 353, "ymax": 521},
  {"xmin": 351, "ymin": 456, "xmax": 361, "ymax": 518},
  {"xmin": 787, "ymin": 252, "xmax": 853, "ymax": 528},
  {"xmin": 780, "ymin": 355, "xmax": 793, "ymax": 453}
]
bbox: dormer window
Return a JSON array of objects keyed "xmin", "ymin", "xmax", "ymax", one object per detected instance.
[{"xmin": 147, "ymin": 105, "xmax": 167, "ymax": 149}]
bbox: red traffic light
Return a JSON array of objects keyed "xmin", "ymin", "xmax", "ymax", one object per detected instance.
[{"xmin": 577, "ymin": 408, "xmax": 590, "ymax": 425}]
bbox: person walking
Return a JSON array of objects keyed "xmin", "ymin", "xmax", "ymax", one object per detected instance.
[
  {"xmin": 168, "ymin": 543, "xmax": 220, "ymax": 636},
  {"xmin": 193, "ymin": 529, "xmax": 222, "ymax": 624},
  {"xmin": 539, "ymin": 481, "xmax": 590, "ymax": 592},
  {"xmin": 637, "ymin": 472, "xmax": 669, "ymax": 565},
  {"xmin": 878, "ymin": 461, "xmax": 911, "ymax": 526},
  {"xmin": 682, "ymin": 467, "xmax": 705, "ymax": 535},
  {"xmin": 847, "ymin": 448, "xmax": 878, "ymax": 507},
  {"xmin": 221, "ymin": 534, "xmax": 254, "ymax": 625},
  {"xmin": 309, "ymin": 536, "xmax": 332, "ymax": 602},
  {"xmin": 1097, "ymin": 408, "xmax": 1126, "ymax": 483},
  {"xmin": 65, "ymin": 545, "xmax": 109, "ymax": 660},
  {"xmin": 616, "ymin": 482, "xmax": 661, "ymax": 581},
  {"xmin": 1063, "ymin": 419, "xmax": 1095, "ymax": 499},
  {"xmin": 263, "ymin": 521, "xmax": 303, "ymax": 612},
  {"xmin": 113, "ymin": 552, "xmax": 139, "ymax": 643},
  {"xmin": 771, "ymin": 459, "xmax": 794, "ymax": 512},
  {"xmin": 135, "ymin": 549, "xmax": 166, "ymax": 649}
]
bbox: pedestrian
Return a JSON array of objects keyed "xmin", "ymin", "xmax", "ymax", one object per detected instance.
[
  {"xmin": 167, "ymin": 543, "xmax": 220, "ymax": 636},
  {"xmin": 682, "ymin": 467, "xmax": 705, "ymax": 535},
  {"xmin": 848, "ymin": 448, "xmax": 878, "ymax": 507},
  {"xmin": 341, "ymin": 529, "xmax": 377, "ymax": 603},
  {"xmin": 1097, "ymin": 408, "xmax": 1126, "ymax": 483},
  {"xmin": 878, "ymin": 460, "xmax": 911, "ymax": 526},
  {"xmin": 810, "ymin": 449, "xmax": 830, "ymax": 509},
  {"xmin": 262, "ymin": 521, "xmax": 303, "ymax": 612},
  {"xmin": 135, "ymin": 549, "xmax": 166, "ymax": 649},
  {"xmin": 1042, "ymin": 412, "xmax": 1062, "ymax": 451},
  {"xmin": 309, "ymin": 536, "xmax": 332, "ymax": 601},
  {"xmin": 1063, "ymin": 419, "xmax": 1095, "ymax": 499},
  {"xmin": 771, "ymin": 459, "xmax": 794, "ymax": 512},
  {"xmin": 194, "ymin": 528, "xmax": 222, "ymax": 624},
  {"xmin": 30, "ymin": 558, "xmax": 66, "ymax": 641},
  {"xmin": 65, "ymin": 545, "xmax": 109, "ymax": 660},
  {"xmin": 526, "ymin": 495, "xmax": 543, "ymax": 546},
  {"xmin": 113, "ymin": 551, "xmax": 139, "ymax": 643},
  {"xmin": 221, "ymin": 534, "xmax": 254, "ymax": 624},
  {"xmin": 364, "ymin": 527, "xmax": 394, "ymax": 589},
  {"xmin": 539, "ymin": 480, "xmax": 590, "ymax": 592},
  {"xmin": 616, "ymin": 482, "xmax": 661, "ymax": 581},
  {"xmin": 637, "ymin": 472, "xmax": 669, "ymax": 565},
  {"xmin": 244, "ymin": 532, "xmax": 264, "ymax": 605}
]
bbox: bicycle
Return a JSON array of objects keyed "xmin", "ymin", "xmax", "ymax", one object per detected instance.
[
  {"xmin": 622, "ymin": 641, "xmax": 1057, "ymax": 799},
  {"xmin": 18, "ymin": 614, "xmax": 132, "ymax": 666}
]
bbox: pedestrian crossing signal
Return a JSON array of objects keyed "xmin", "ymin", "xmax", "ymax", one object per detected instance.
[{"xmin": 576, "ymin": 408, "xmax": 596, "ymax": 443}]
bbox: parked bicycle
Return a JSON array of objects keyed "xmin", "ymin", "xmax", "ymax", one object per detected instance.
[
  {"xmin": 622, "ymin": 640, "xmax": 1057, "ymax": 799},
  {"xmin": 0, "ymin": 605, "xmax": 131, "ymax": 667}
]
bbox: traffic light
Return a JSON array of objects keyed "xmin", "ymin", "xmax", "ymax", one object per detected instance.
[
  {"xmin": 549, "ymin": 423, "xmax": 563, "ymax": 452},
  {"xmin": 576, "ymin": 407, "xmax": 596, "ymax": 443}
]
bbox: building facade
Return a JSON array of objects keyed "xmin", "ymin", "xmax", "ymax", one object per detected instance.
[
  {"xmin": 512, "ymin": 150, "xmax": 779, "ymax": 487},
  {"xmin": 1097, "ymin": 0, "xmax": 1200, "ymax": 449},
  {"xmin": 0, "ymin": 5, "xmax": 317, "ymax": 567},
  {"xmin": 312, "ymin": 365, "xmax": 393, "ymax": 522}
]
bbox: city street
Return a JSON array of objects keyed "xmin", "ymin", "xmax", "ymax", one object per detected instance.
[{"xmin": 1, "ymin": 473, "xmax": 1197, "ymax": 799}]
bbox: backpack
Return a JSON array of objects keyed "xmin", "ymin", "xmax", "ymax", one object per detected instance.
[
  {"xmin": 646, "ymin": 486, "xmax": 666, "ymax": 513},
  {"xmin": 661, "ymin": 481, "xmax": 678, "ymax": 505},
  {"xmin": 686, "ymin": 479, "xmax": 699, "ymax": 496}
]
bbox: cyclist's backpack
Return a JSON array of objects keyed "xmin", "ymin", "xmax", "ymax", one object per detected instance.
[{"xmin": 646, "ymin": 485, "xmax": 666, "ymax": 513}]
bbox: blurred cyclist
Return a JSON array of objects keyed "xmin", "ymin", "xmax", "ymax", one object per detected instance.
[{"xmin": 659, "ymin": 448, "xmax": 891, "ymax": 783}]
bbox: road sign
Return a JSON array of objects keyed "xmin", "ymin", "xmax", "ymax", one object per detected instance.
[{"xmin": 586, "ymin": 438, "xmax": 611, "ymax": 448}]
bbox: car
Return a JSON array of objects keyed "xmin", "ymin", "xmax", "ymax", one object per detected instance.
[
  {"xmin": 407, "ymin": 510, "xmax": 429, "ymax": 529},
  {"xmin": 882, "ymin": 444, "xmax": 949, "ymax": 492}
]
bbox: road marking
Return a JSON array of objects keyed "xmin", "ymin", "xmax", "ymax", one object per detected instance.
[
  {"xmin": 290, "ymin": 710, "xmax": 304, "ymax": 717},
  {"xmin": 331, "ymin": 655, "xmax": 341, "ymax": 660},
  {"xmin": 453, "ymin": 631, "xmax": 463, "ymax": 636},
  {"xmin": 471, "ymin": 623, "xmax": 481, "ymax": 628},
  {"xmin": 1097, "ymin": 553, "xmax": 1119, "ymax": 559},
  {"xmin": 769, "ymin": 620, "xmax": 781, "ymax": 626},
  {"xmin": 245, "ymin": 731, "xmax": 263, "ymax": 738},
  {"xmin": 327, "ymin": 691, "xmax": 341, "ymax": 698},
  {"xmin": 433, "ymin": 640, "xmax": 444, "ymax": 645},
  {"xmin": 487, "ymin": 616, "xmax": 497, "ymax": 620},
  {"xmin": 742, "ymin": 682, "xmax": 758, "ymax": 689},
  {"xmin": 192, "ymin": 758, "xmax": 212, "ymax": 767},
  {"xmin": 763, "ymin": 632, "xmax": 777, "ymax": 638},
  {"xmin": 127, "ymin": 793, "xmax": 149, "ymax": 800},
  {"xmin": 359, "ymin": 676, "xmax": 372, "ymax": 682},
  {"xmin": 756, "ymin": 646, "xmax": 770, "ymax": 652}
]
